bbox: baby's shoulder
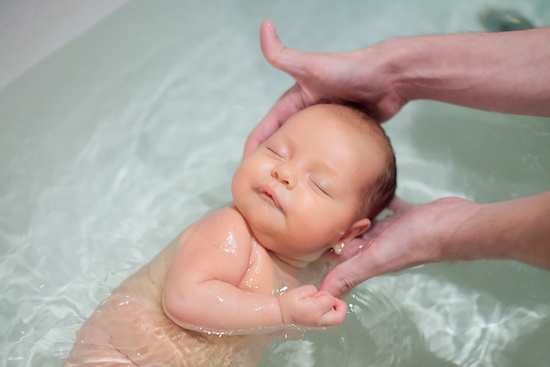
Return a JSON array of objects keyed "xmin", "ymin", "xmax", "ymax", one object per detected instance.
[
  {"xmin": 197, "ymin": 205, "xmax": 250, "ymax": 236},
  {"xmin": 207, "ymin": 204, "xmax": 248, "ymax": 224},
  {"xmin": 179, "ymin": 205, "xmax": 253, "ymax": 255}
]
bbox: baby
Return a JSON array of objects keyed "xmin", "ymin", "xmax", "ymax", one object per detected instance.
[{"xmin": 63, "ymin": 104, "xmax": 396, "ymax": 367}]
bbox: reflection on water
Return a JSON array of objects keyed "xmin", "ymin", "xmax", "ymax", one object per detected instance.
[
  {"xmin": 1, "ymin": 0, "xmax": 550, "ymax": 366},
  {"xmin": 263, "ymin": 266, "xmax": 550, "ymax": 366}
]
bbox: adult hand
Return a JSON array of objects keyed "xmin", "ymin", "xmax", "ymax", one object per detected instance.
[
  {"xmin": 245, "ymin": 23, "xmax": 550, "ymax": 157},
  {"xmin": 320, "ymin": 196, "xmax": 480, "ymax": 299},
  {"xmin": 321, "ymin": 191, "xmax": 550, "ymax": 299},
  {"xmin": 244, "ymin": 20, "xmax": 407, "ymax": 156}
]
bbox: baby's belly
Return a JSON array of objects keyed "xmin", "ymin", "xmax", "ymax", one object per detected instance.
[{"xmin": 65, "ymin": 278, "xmax": 279, "ymax": 366}]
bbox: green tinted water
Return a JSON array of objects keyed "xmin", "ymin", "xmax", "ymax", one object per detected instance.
[{"xmin": 1, "ymin": 1, "xmax": 549, "ymax": 366}]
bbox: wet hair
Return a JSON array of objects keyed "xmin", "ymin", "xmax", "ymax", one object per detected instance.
[{"xmin": 322, "ymin": 104, "xmax": 397, "ymax": 219}]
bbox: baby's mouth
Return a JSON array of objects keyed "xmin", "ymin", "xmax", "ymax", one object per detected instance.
[{"xmin": 258, "ymin": 186, "xmax": 282, "ymax": 210}]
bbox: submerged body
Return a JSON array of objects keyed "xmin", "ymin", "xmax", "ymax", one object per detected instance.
[{"xmin": 64, "ymin": 206, "xmax": 324, "ymax": 367}]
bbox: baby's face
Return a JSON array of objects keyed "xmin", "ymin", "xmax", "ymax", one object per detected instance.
[{"xmin": 232, "ymin": 105, "xmax": 385, "ymax": 264}]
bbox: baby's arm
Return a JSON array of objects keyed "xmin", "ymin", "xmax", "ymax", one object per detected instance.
[{"xmin": 162, "ymin": 206, "xmax": 345, "ymax": 333}]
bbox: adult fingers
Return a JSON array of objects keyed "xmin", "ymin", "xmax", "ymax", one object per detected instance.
[
  {"xmin": 243, "ymin": 84, "xmax": 306, "ymax": 157},
  {"xmin": 319, "ymin": 246, "xmax": 386, "ymax": 299},
  {"xmin": 246, "ymin": 20, "xmax": 345, "ymax": 156},
  {"xmin": 260, "ymin": 20, "xmax": 305, "ymax": 76},
  {"xmin": 319, "ymin": 260, "xmax": 364, "ymax": 299},
  {"xmin": 388, "ymin": 196, "xmax": 414, "ymax": 213},
  {"xmin": 320, "ymin": 217, "xmax": 425, "ymax": 298},
  {"xmin": 260, "ymin": 20, "xmax": 326, "ymax": 85}
]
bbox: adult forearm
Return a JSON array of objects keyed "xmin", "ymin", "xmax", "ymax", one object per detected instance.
[
  {"xmin": 448, "ymin": 191, "xmax": 550, "ymax": 269},
  {"xmin": 385, "ymin": 27, "xmax": 550, "ymax": 116}
]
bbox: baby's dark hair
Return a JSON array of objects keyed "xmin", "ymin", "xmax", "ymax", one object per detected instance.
[{"xmin": 326, "ymin": 104, "xmax": 397, "ymax": 219}]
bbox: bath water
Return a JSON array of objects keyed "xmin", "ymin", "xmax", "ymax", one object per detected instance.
[{"xmin": 1, "ymin": 1, "xmax": 550, "ymax": 366}]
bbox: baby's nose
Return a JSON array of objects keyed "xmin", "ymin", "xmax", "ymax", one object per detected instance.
[{"xmin": 272, "ymin": 165, "xmax": 296, "ymax": 189}]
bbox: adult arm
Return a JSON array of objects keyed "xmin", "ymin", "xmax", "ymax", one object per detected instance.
[
  {"xmin": 244, "ymin": 21, "xmax": 550, "ymax": 155},
  {"xmin": 320, "ymin": 192, "xmax": 550, "ymax": 299},
  {"xmin": 394, "ymin": 26, "xmax": 550, "ymax": 116}
]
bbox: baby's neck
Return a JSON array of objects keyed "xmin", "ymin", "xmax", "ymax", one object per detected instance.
[
  {"xmin": 267, "ymin": 250, "xmax": 330, "ymax": 288},
  {"xmin": 269, "ymin": 251, "xmax": 310, "ymax": 269}
]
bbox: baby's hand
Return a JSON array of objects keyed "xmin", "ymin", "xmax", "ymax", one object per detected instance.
[{"xmin": 278, "ymin": 285, "xmax": 347, "ymax": 328}]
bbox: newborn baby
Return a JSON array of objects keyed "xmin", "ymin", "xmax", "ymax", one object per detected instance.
[{"xmin": 63, "ymin": 104, "xmax": 396, "ymax": 366}]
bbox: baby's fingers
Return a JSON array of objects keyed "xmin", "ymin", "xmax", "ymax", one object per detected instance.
[
  {"xmin": 289, "ymin": 284, "xmax": 320, "ymax": 299},
  {"xmin": 319, "ymin": 297, "xmax": 347, "ymax": 327},
  {"xmin": 310, "ymin": 291, "xmax": 347, "ymax": 327},
  {"xmin": 280, "ymin": 286, "xmax": 347, "ymax": 327}
]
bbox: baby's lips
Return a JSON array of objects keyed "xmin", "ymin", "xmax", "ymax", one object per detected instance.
[{"xmin": 258, "ymin": 185, "xmax": 283, "ymax": 210}]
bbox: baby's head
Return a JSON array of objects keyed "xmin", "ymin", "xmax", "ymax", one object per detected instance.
[{"xmin": 233, "ymin": 104, "xmax": 396, "ymax": 266}]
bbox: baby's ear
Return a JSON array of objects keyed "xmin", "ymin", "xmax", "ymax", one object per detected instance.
[{"xmin": 339, "ymin": 218, "xmax": 371, "ymax": 244}]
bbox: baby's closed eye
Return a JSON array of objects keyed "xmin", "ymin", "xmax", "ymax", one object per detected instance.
[
  {"xmin": 307, "ymin": 174, "xmax": 331, "ymax": 197},
  {"xmin": 266, "ymin": 145, "xmax": 288, "ymax": 160}
]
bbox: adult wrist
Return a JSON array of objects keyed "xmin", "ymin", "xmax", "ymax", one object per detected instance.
[
  {"xmin": 432, "ymin": 197, "xmax": 494, "ymax": 263},
  {"xmin": 375, "ymin": 35, "xmax": 432, "ymax": 105},
  {"xmin": 443, "ymin": 199, "xmax": 519, "ymax": 262},
  {"xmin": 378, "ymin": 33, "xmax": 479, "ymax": 107}
]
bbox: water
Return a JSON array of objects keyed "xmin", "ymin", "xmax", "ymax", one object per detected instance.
[{"xmin": 1, "ymin": 0, "xmax": 550, "ymax": 366}]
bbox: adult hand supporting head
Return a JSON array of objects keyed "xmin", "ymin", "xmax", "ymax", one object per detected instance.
[
  {"xmin": 320, "ymin": 196, "xmax": 479, "ymax": 299},
  {"xmin": 243, "ymin": 20, "xmax": 407, "ymax": 157},
  {"xmin": 246, "ymin": 23, "xmax": 550, "ymax": 158}
]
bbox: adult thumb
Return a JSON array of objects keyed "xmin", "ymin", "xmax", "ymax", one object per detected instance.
[
  {"xmin": 260, "ymin": 20, "xmax": 310, "ymax": 76},
  {"xmin": 320, "ymin": 254, "xmax": 373, "ymax": 299}
]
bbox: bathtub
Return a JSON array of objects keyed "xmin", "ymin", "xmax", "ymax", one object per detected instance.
[{"xmin": 1, "ymin": 0, "xmax": 549, "ymax": 366}]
